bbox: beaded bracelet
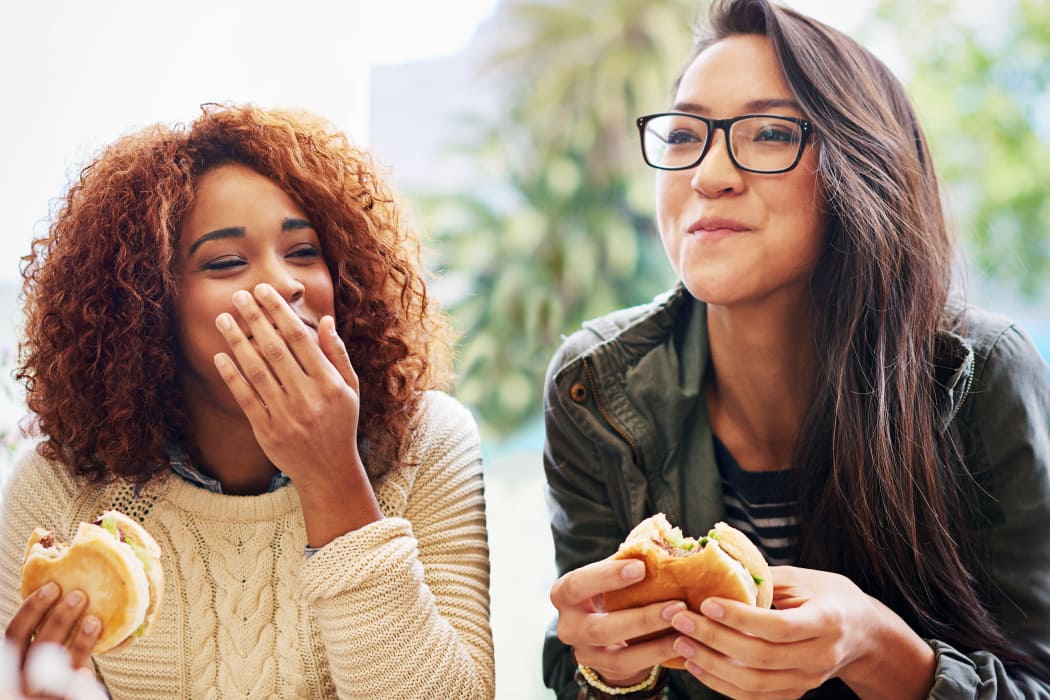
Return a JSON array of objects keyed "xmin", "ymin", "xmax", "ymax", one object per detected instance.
[{"xmin": 575, "ymin": 664, "xmax": 665, "ymax": 698}]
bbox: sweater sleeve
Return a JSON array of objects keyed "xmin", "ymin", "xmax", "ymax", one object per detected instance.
[
  {"xmin": 0, "ymin": 451, "xmax": 81, "ymax": 628},
  {"xmin": 929, "ymin": 324, "xmax": 1050, "ymax": 698},
  {"xmin": 298, "ymin": 392, "xmax": 494, "ymax": 699}
]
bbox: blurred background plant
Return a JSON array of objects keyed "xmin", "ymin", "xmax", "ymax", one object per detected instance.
[
  {"xmin": 870, "ymin": 0, "xmax": 1050, "ymax": 298},
  {"xmin": 418, "ymin": 0, "xmax": 697, "ymax": 435},
  {"xmin": 412, "ymin": 0, "xmax": 1050, "ymax": 440}
]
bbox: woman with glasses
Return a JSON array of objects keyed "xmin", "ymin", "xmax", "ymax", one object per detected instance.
[
  {"xmin": 542, "ymin": 0, "xmax": 1050, "ymax": 698},
  {"xmin": 0, "ymin": 104, "xmax": 494, "ymax": 698}
]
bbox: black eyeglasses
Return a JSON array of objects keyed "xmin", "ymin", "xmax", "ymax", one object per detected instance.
[{"xmin": 637, "ymin": 112, "xmax": 814, "ymax": 174}]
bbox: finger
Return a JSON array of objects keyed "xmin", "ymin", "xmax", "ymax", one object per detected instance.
[
  {"xmin": 34, "ymin": 590, "xmax": 88, "ymax": 646},
  {"xmin": 213, "ymin": 352, "xmax": 271, "ymax": 425},
  {"xmin": 215, "ymin": 310, "xmax": 284, "ymax": 408},
  {"xmin": 681, "ymin": 656, "xmax": 783, "ymax": 700},
  {"xmin": 576, "ymin": 634, "xmax": 679, "ymax": 683},
  {"xmin": 252, "ymin": 283, "xmax": 331, "ymax": 379},
  {"xmin": 550, "ymin": 559, "xmax": 646, "ymax": 609},
  {"xmin": 4, "ymin": 582, "xmax": 61, "ymax": 657},
  {"xmin": 317, "ymin": 316, "xmax": 359, "ymax": 390},
  {"xmin": 228, "ymin": 290, "xmax": 307, "ymax": 392},
  {"xmin": 699, "ymin": 597, "xmax": 819, "ymax": 644},
  {"xmin": 672, "ymin": 608, "xmax": 810, "ymax": 671},
  {"xmin": 562, "ymin": 599, "xmax": 687, "ymax": 649},
  {"xmin": 678, "ymin": 646, "xmax": 811, "ymax": 699},
  {"xmin": 67, "ymin": 616, "xmax": 101, "ymax": 669}
]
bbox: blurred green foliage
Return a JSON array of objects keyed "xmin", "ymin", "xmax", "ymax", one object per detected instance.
[
  {"xmin": 421, "ymin": 0, "xmax": 1050, "ymax": 437},
  {"xmin": 871, "ymin": 0, "xmax": 1050, "ymax": 297},
  {"xmin": 421, "ymin": 0, "xmax": 697, "ymax": 435}
]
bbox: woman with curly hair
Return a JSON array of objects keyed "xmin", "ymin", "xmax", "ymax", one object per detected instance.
[{"xmin": 0, "ymin": 104, "xmax": 494, "ymax": 698}]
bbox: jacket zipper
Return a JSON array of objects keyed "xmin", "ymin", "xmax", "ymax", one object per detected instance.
[
  {"xmin": 582, "ymin": 358, "xmax": 643, "ymax": 467},
  {"xmin": 946, "ymin": 355, "xmax": 975, "ymax": 426}
]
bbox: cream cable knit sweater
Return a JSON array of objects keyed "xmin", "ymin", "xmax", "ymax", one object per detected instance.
[{"xmin": 0, "ymin": 391, "xmax": 494, "ymax": 699}]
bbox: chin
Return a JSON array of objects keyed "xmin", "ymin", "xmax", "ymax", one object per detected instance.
[{"xmin": 676, "ymin": 264, "xmax": 740, "ymax": 305}]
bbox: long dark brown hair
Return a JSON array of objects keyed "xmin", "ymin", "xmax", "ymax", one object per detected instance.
[{"xmin": 691, "ymin": 0, "xmax": 1040, "ymax": 674}]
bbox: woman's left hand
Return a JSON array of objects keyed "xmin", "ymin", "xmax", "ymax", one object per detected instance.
[
  {"xmin": 213, "ymin": 283, "xmax": 382, "ymax": 542},
  {"xmin": 669, "ymin": 565, "xmax": 935, "ymax": 700}
]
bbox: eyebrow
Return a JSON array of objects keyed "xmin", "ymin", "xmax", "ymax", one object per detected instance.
[
  {"xmin": 671, "ymin": 98, "xmax": 804, "ymax": 114},
  {"xmin": 187, "ymin": 217, "xmax": 314, "ymax": 256}
]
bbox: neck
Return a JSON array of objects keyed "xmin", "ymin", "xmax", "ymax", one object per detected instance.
[
  {"xmin": 704, "ymin": 295, "xmax": 819, "ymax": 471},
  {"xmin": 183, "ymin": 396, "xmax": 276, "ymax": 496}
]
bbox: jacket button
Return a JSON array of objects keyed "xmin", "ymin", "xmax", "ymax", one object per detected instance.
[{"xmin": 570, "ymin": 383, "xmax": 588, "ymax": 403}]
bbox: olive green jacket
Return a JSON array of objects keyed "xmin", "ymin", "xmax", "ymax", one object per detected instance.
[{"xmin": 541, "ymin": 285, "xmax": 1050, "ymax": 699}]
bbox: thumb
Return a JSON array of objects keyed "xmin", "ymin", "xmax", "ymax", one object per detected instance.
[{"xmin": 319, "ymin": 316, "xmax": 358, "ymax": 390}]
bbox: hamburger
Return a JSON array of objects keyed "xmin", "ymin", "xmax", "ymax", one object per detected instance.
[
  {"xmin": 20, "ymin": 510, "xmax": 164, "ymax": 655},
  {"xmin": 603, "ymin": 513, "xmax": 772, "ymax": 669}
]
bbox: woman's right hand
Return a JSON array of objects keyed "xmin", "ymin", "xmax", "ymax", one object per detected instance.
[
  {"xmin": 4, "ymin": 582, "xmax": 101, "ymax": 678},
  {"xmin": 550, "ymin": 558, "xmax": 685, "ymax": 687}
]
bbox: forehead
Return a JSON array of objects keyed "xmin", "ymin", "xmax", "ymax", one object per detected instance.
[
  {"xmin": 675, "ymin": 34, "xmax": 793, "ymax": 112},
  {"xmin": 178, "ymin": 163, "xmax": 308, "ymax": 246}
]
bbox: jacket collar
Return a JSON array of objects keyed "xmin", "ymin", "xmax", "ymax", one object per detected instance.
[{"xmin": 575, "ymin": 284, "xmax": 976, "ymax": 433}]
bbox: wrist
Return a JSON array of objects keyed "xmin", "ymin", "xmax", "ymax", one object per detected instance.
[
  {"xmin": 575, "ymin": 665, "xmax": 667, "ymax": 699},
  {"xmin": 297, "ymin": 466, "xmax": 382, "ymax": 547},
  {"xmin": 841, "ymin": 597, "xmax": 935, "ymax": 699}
]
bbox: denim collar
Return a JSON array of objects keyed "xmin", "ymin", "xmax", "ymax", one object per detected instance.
[{"xmin": 168, "ymin": 446, "xmax": 290, "ymax": 494}]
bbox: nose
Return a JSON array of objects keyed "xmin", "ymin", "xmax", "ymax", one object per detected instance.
[
  {"xmin": 256, "ymin": 255, "xmax": 305, "ymax": 303},
  {"xmin": 690, "ymin": 129, "xmax": 744, "ymax": 198}
]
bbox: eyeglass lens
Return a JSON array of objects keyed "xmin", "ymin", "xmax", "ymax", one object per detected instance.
[{"xmin": 642, "ymin": 115, "xmax": 804, "ymax": 172}]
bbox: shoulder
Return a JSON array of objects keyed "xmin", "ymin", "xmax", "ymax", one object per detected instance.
[
  {"xmin": 400, "ymin": 391, "xmax": 482, "ymax": 479},
  {"xmin": 952, "ymin": 306, "xmax": 1048, "ymax": 387},
  {"xmin": 384, "ymin": 391, "xmax": 484, "ymax": 517},
  {"xmin": 2, "ymin": 447, "xmax": 82, "ymax": 521},
  {"xmin": 547, "ymin": 286, "xmax": 691, "ymax": 381},
  {"xmin": 413, "ymin": 391, "xmax": 480, "ymax": 442}
]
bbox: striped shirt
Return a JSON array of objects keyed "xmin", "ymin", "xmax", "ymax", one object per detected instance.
[{"xmin": 713, "ymin": 435, "xmax": 799, "ymax": 566}]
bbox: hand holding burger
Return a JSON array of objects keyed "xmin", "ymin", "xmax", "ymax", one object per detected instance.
[
  {"xmin": 18, "ymin": 511, "xmax": 163, "ymax": 655},
  {"xmin": 603, "ymin": 513, "xmax": 772, "ymax": 669}
]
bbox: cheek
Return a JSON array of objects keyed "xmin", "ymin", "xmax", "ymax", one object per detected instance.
[
  {"xmin": 306, "ymin": 268, "xmax": 336, "ymax": 314},
  {"xmin": 655, "ymin": 173, "xmax": 687, "ymax": 250},
  {"xmin": 174, "ymin": 290, "xmax": 230, "ymax": 360},
  {"xmin": 654, "ymin": 171, "xmax": 677, "ymax": 224}
]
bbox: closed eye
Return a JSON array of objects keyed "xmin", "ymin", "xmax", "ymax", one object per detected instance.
[
  {"xmin": 286, "ymin": 244, "xmax": 322, "ymax": 261},
  {"xmin": 202, "ymin": 256, "xmax": 245, "ymax": 271}
]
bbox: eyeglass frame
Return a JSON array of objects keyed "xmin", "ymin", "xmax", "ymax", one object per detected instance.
[{"xmin": 636, "ymin": 112, "xmax": 815, "ymax": 174}]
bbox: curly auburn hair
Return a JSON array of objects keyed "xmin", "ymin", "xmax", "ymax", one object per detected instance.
[{"xmin": 18, "ymin": 103, "xmax": 454, "ymax": 485}]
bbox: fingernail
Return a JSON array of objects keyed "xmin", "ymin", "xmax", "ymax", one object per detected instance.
[
  {"xmin": 674, "ymin": 638, "xmax": 698, "ymax": 659},
  {"xmin": 64, "ymin": 590, "xmax": 85, "ymax": 607},
  {"xmin": 661, "ymin": 602, "xmax": 687, "ymax": 622},
  {"xmin": 701, "ymin": 600, "xmax": 724, "ymax": 619},
  {"xmin": 671, "ymin": 613, "xmax": 695, "ymax": 634},
  {"xmin": 81, "ymin": 616, "xmax": 100, "ymax": 634},
  {"xmin": 255, "ymin": 283, "xmax": 275, "ymax": 298},
  {"xmin": 214, "ymin": 354, "xmax": 228, "ymax": 369},
  {"xmin": 327, "ymin": 317, "xmax": 339, "ymax": 337},
  {"xmin": 685, "ymin": 660, "xmax": 704, "ymax": 676},
  {"xmin": 216, "ymin": 313, "xmax": 233, "ymax": 330},
  {"xmin": 621, "ymin": 561, "xmax": 645, "ymax": 580},
  {"xmin": 233, "ymin": 290, "xmax": 252, "ymax": 306},
  {"xmin": 39, "ymin": 582, "xmax": 59, "ymax": 600}
]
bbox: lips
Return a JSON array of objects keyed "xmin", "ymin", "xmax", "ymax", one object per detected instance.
[{"xmin": 687, "ymin": 217, "xmax": 751, "ymax": 234}]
